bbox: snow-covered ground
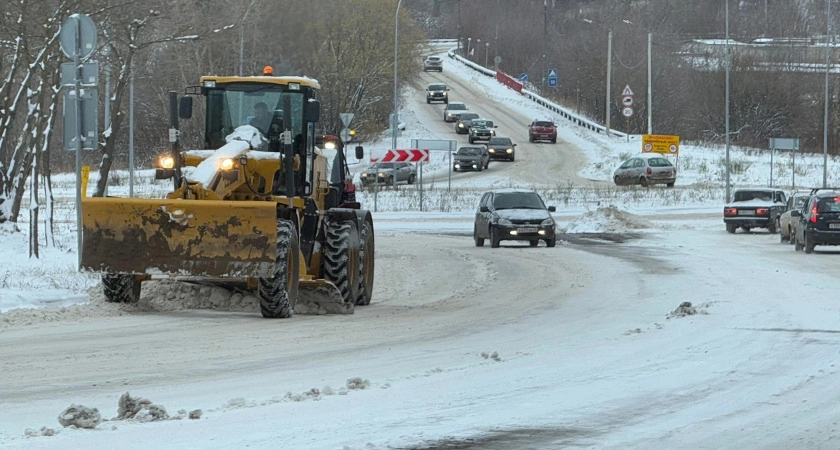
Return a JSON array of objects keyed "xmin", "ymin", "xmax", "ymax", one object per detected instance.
[{"xmin": 2, "ymin": 43, "xmax": 840, "ymax": 449}]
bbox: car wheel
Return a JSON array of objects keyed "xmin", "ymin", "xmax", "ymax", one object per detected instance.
[
  {"xmin": 780, "ymin": 228, "xmax": 787, "ymax": 243},
  {"xmin": 474, "ymin": 226, "xmax": 484, "ymax": 247},
  {"xmin": 529, "ymin": 240, "xmax": 538, "ymax": 247},
  {"xmin": 490, "ymin": 227, "xmax": 500, "ymax": 248},
  {"xmin": 529, "ymin": 136, "xmax": 534, "ymax": 143},
  {"xmin": 639, "ymin": 176, "xmax": 649, "ymax": 187},
  {"xmin": 666, "ymin": 182, "xmax": 675, "ymax": 188},
  {"xmin": 407, "ymin": 173, "xmax": 416, "ymax": 184},
  {"xmin": 768, "ymin": 219, "xmax": 778, "ymax": 234},
  {"xmin": 427, "ymin": 99, "xmax": 430, "ymax": 104},
  {"xmin": 551, "ymin": 138, "xmax": 557, "ymax": 144},
  {"xmin": 726, "ymin": 223, "xmax": 737, "ymax": 234},
  {"xmin": 788, "ymin": 226, "xmax": 795, "ymax": 245},
  {"xmin": 805, "ymin": 234, "xmax": 815, "ymax": 254},
  {"xmin": 469, "ymin": 137, "xmax": 474, "ymax": 144},
  {"xmin": 510, "ymin": 154, "xmax": 515, "ymax": 162},
  {"xmin": 613, "ymin": 175, "xmax": 621, "ymax": 186},
  {"xmin": 546, "ymin": 238, "xmax": 556, "ymax": 248},
  {"xmin": 794, "ymin": 234, "xmax": 803, "ymax": 251}
]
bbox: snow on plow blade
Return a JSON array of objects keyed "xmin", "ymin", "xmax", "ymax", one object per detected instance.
[
  {"xmin": 81, "ymin": 197, "xmax": 278, "ymax": 278},
  {"xmin": 296, "ymin": 280, "xmax": 354, "ymax": 315}
]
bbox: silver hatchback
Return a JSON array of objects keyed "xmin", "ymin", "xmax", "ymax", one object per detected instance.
[{"xmin": 613, "ymin": 155, "xmax": 677, "ymax": 187}]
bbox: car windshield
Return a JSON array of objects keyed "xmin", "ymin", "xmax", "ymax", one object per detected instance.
[
  {"xmin": 471, "ymin": 120, "xmax": 493, "ymax": 128},
  {"xmin": 447, "ymin": 104, "xmax": 467, "ymax": 110},
  {"xmin": 534, "ymin": 121, "xmax": 554, "ymax": 127},
  {"xmin": 457, "ymin": 147, "xmax": 481, "ymax": 156},
  {"xmin": 493, "ymin": 192, "xmax": 546, "ymax": 210},
  {"xmin": 733, "ymin": 190, "xmax": 774, "ymax": 202},
  {"xmin": 428, "ymin": 84, "xmax": 446, "ymax": 91},
  {"xmin": 460, "ymin": 113, "xmax": 479, "ymax": 121},
  {"xmin": 370, "ymin": 163, "xmax": 395, "ymax": 170},
  {"xmin": 427, "ymin": 57, "xmax": 440, "ymax": 62},
  {"xmin": 793, "ymin": 196, "xmax": 809, "ymax": 209},
  {"xmin": 489, "ymin": 138, "xmax": 512, "ymax": 146},
  {"xmin": 647, "ymin": 157, "xmax": 673, "ymax": 167}
]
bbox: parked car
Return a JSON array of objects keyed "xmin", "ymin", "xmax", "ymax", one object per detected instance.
[
  {"xmin": 468, "ymin": 119, "xmax": 497, "ymax": 143},
  {"xmin": 423, "ymin": 55, "xmax": 443, "ymax": 72},
  {"xmin": 455, "ymin": 113, "xmax": 480, "ymax": 134},
  {"xmin": 453, "ymin": 146, "xmax": 490, "ymax": 172},
  {"xmin": 359, "ymin": 162, "xmax": 417, "ymax": 187},
  {"xmin": 486, "ymin": 136, "xmax": 516, "ymax": 161},
  {"xmin": 443, "ymin": 102, "xmax": 469, "ymax": 122},
  {"xmin": 528, "ymin": 120, "xmax": 557, "ymax": 143},
  {"xmin": 612, "ymin": 155, "xmax": 677, "ymax": 187},
  {"xmin": 779, "ymin": 190, "xmax": 811, "ymax": 243},
  {"xmin": 723, "ymin": 188, "xmax": 787, "ymax": 234},
  {"xmin": 474, "ymin": 189, "xmax": 556, "ymax": 248},
  {"xmin": 793, "ymin": 188, "xmax": 840, "ymax": 253},
  {"xmin": 426, "ymin": 83, "xmax": 449, "ymax": 104}
]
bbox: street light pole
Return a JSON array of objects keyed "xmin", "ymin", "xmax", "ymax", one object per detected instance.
[
  {"xmin": 392, "ymin": 0, "xmax": 402, "ymax": 190},
  {"xmin": 606, "ymin": 30, "xmax": 612, "ymax": 136},
  {"xmin": 485, "ymin": 42, "xmax": 489, "ymax": 67},
  {"xmin": 239, "ymin": 0, "xmax": 259, "ymax": 76},
  {"xmin": 467, "ymin": 37, "xmax": 472, "ymax": 57},
  {"xmin": 725, "ymin": 0, "xmax": 731, "ymax": 202},
  {"xmin": 824, "ymin": 0, "xmax": 832, "ymax": 188},
  {"xmin": 647, "ymin": 32, "xmax": 653, "ymax": 135}
]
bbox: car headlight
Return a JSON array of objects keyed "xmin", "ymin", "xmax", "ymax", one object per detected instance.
[
  {"xmin": 378, "ymin": 172, "xmax": 384, "ymax": 177},
  {"xmin": 361, "ymin": 173, "xmax": 368, "ymax": 178},
  {"xmin": 506, "ymin": 148, "xmax": 513, "ymax": 154},
  {"xmin": 541, "ymin": 218, "xmax": 554, "ymax": 227},
  {"xmin": 498, "ymin": 218, "xmax": 513, "ymax": 226},
  {"xmin": 442, "ymin": 92, "xmax": 447, "ymax": 96},
  {"xmin": 459, "ymin": 124, "xmax": 464, "ymax": 128}
]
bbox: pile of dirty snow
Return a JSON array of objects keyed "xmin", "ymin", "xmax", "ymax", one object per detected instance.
[{"xmin": 563, "ymin": 206, "xmax": 654, "ymax": 233}]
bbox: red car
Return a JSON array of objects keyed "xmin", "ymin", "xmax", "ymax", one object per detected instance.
[{"xmin": 528, "ymin": 120, "xmax": 557, "ymax": 143}]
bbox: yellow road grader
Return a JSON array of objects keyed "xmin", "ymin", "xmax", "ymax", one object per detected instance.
[{"xmin": 80, "ymin": 71, "xmax": 374, "ymax": 317}]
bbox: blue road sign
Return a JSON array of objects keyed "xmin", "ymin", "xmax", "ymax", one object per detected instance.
[
  {"xmin": 519, "ymin": 73, "xmax": 528, "ymax": 82},
  {"xmin": 548, "ymin": 68, "xmax": 557, "ymax": 88},
  {"xmin": 548, "ymin": 78, "xmax": 557, "ymax": 87}
]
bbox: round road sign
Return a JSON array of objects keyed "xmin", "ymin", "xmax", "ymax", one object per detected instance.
[
  {"xmin": 494, "ymin": 56, "xmax": 502, "ymax": 64},
  {"xmin": 622, "ymin": 95, "xmax": 634, "ymax": 106},
  {"xmin": 60, "ymin": 14, "xmax": 97, "ymax": 59},
  {"xmin": 644, "ymin": 143, "xmax": 652, "ymax": 152},
  {"xmin": 622, "ymin": 107, "xmax": 633, "ymax": 117},
  {"xmin": 669, "ymin": 144, "xmax": 678, "ymax": 153}
]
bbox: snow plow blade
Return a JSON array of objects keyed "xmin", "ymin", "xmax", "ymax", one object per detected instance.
[
  {"xmin": 296, "ymin": 279, "xmax": 355, "ymax": 315},
  {"xmin": 80, "ymin": 197, "xmax": 278, "ymax": 278}
]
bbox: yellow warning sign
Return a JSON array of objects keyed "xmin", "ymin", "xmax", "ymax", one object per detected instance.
[
  {"xmin": 81, "ymin": 166, "xmax": 90, "ymax": 197},
  {"xmin": 642, "ymin": 134, "xmax": 680, "ymax": 155}
]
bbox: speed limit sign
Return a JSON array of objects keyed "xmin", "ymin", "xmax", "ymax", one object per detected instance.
[{"xmin": 622, "ymin": 107, "xmax": 633, "ymax": 117}]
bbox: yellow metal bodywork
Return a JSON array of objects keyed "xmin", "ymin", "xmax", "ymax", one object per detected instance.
[{"xmin": 80, "ymin": 197, "xmax": 279, "ymax": 278}]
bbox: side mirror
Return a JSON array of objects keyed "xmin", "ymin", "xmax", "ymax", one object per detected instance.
[
  {"xmin": 790, "ymin": 210, "xmax": 801, "ymax": 217},
  {"xmin": 548, "ymin": 206, "xmax": 556, "ymax": 212},
  {"xmin": 179, "ymin": 96, "xmax": 193, "ymax": 119},
  {"xmin": 480, "ymin": 206, "xmax": 489, "ymax": 213},
  {"xmin": 513, "ymin": 143, "xmax": 517, "ymax": 147},
  {"xmin": 304, "ymin": 100, "xmax": 320, "ymax": 123},
  {"xmin": 355, "ymin": 146, "xmax": 364, "ymax": 160}
]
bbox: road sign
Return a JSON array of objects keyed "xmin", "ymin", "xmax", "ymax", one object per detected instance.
[
  {"xmin": 60, "ymin": 14, "xmax": 97, "ymax": 59},
  {"xmin": 548, "ymin": 69, "xmax": 558, "ymax": 78},
  {"xmin": 340, "ymin": 113, "xmax": 354, "ymax": 127},
  {"xmin": 769, "ymin": 137, "xmax": 799, "ymax": 151},
  {"xmin": 374, "ymin": 149, "xmax": 430, "ymax": 163},
  {"xmin": 494, "ymin": 56, "xmax": 502, "ymax": 65},
  {"xmin": 622, "ymin": 107, "xmax": 633, "ymax": 117},
  {"xmin": 519, "ymin": 73, "xmax": 528, "ymax": 82},
  {"xmin": 340, "ymin": 127, "xmax": 351, "ymax": 142},
  {"xmin": 548, "ymin": 77, "xmax": 557, "ymax": 88},
  {"xmin": 61, "ymin": 62, "xmax": 99, "ymax": 87},
  {"xmin": 622, "ymin": 85, "xmax": 634, "ymax": 96},
  {"xmin": 63, "ymin": 88, "xmax": 98, "ymax": 151},
  {"xmin": 622, "ymin": 95, "xmax": 634, "ymax": 107},
  {"xmin": 642, "ymin": 134, "xmax": 680, "ymax": 155}
]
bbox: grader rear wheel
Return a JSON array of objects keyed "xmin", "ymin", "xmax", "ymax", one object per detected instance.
[
  {"xmin": 355, "ymin": 219, "xmax": 375, "ymax": 306},
  {"xmin": 257, "ymin": 219, "xmax": 299, "ymax": 319},
  {"xmin": 323, "ymin": 219, "xmax": 360, "ymax": 307}
]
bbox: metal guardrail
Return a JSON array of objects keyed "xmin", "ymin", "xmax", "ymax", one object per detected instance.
[{"xmin": 446, "ymin": 48, "xmax": 628, "ymax": 139}]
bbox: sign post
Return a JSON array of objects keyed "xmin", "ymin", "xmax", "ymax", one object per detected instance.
[{"xmin": 769, "ymin": 137, "xmax": 800, "ymax": 189}]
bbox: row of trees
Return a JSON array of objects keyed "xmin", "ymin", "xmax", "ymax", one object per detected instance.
[{"xmin": 0, "ymin": 0, "xmax": 422, "ymax": 226}]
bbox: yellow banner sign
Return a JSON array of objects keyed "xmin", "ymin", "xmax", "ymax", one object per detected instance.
[{"xmin": 642, "ymin": 134, "xmax": 680, "ymax": 155}]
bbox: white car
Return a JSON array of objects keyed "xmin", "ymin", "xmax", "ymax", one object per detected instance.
[{"xmin": 423, "ymin": 56, "xmax": 443, "ymax": 72}]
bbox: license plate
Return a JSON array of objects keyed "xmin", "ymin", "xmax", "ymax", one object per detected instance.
[
  {"xmin": 738, "ymin": 210, "xmax": 755, "ymax": 215},
  {"xmin": 830, "ymin": 223, "xmax": 840, "ymax": 229},
  {"xmin": 518, "ymin": 227, "xmax": 538, "ymax": 233}
]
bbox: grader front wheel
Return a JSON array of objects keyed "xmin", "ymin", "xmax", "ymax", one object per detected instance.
[
  {"xmin": 258, "ymin": 219, "xmax": 300, "ymax": 318},
  {"xmin": 323, "ymin": 219, "xmax": 360, "ymax": 307}
]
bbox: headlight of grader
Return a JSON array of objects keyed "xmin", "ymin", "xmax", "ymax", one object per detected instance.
[
  {"xmin": 159, "ymin": 155, "xmax": 176, "ymax": 169},
  {"xmin": 219, "ymin": 158, "xmax": 236, "ymax": 171}
]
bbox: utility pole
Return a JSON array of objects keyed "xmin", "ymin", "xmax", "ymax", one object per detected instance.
[
  {"xmin": 606, "ymin": 31, "xmax": 612, "ymax": 136},
  {"xmin": 824, "ymin": 0, "xmax": 832, "ymax": 188},
  {"xmin": 725, "ymin": 0, "xmax": 731, "ymax": 202}
]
